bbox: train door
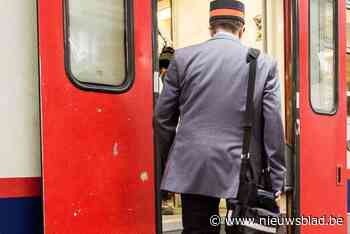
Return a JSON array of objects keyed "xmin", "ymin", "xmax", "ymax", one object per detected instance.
[
  {"xmin": 296, "ymin": 0, "xmax": 347, "ymax": 233},
  {"xmin": 38, "ymin": 0, "xmax": 156, "ymax": 233}
]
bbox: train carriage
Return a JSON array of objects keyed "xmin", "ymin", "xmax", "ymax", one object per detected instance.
[{"xmin": 0, "ymin": 0, "xmax": 349, "ymax": 233}]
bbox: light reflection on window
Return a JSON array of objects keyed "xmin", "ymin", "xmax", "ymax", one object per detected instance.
[{"xmin": 67, "ymin": 0, "xmax": 126, "ymax": 86}]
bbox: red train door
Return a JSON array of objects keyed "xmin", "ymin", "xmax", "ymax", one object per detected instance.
[
  {"xmin": 38, "ymin": 0, "xmax": 156, "ymax": 233},
  {"xmin": 297, "ymin": 0, "xmax": 347, "ymax": 233}
]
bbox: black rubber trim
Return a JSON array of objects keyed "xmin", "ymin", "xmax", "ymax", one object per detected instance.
[
  {"xmin": 152, "ymin": 0, "xmax": 162, "ymax": 232},
  {"xmin": 63, "ymin": 0, "xmax": 135, "ymax": 93},
  {"xmin": 293, "ymin": 1, "xmax": 300, "ymax": 234}
]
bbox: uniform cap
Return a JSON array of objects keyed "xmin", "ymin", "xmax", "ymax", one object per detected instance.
[{"xmin": 210, "ymin": 0, "xmax": 245, "ymax": 25}]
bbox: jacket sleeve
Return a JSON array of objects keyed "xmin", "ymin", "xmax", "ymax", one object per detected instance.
[
  {"xmin": 262, "ymin": 61, "xmax": 286, "ymax": 193},
  {"xmin": 154, "ymin": 58, "xmax": 180, "ymax": 175}
]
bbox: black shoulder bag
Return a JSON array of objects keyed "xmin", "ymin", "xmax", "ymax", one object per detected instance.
[{"xmin": 226, "ymin": 48, "xmax": 280, "ymax": 234}]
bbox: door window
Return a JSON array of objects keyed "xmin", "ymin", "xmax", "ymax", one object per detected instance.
[
  {"xmin": 309, "ymin": 0, "xmax": 338, "ymax": 114},
  {"xmin": 65, "ymin": 0, "xmax": 134, "ymax": 92}
]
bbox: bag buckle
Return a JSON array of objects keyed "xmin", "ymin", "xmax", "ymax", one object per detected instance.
[
  {"xmin": 262, "ymin": 167, "xmax": 271, "ymax": 173},
  {"xmin": 241, "ymin": 153, "xmax": 250, "ymax": 159}
]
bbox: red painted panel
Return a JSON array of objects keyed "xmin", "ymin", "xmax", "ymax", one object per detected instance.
[
  {"xmin": 299, "ymin": 0, "xmax": 347, "ymax": 233},
  {"xmin": 0, "ymin": 178, "xmax": 41, "ymax": 198},
  {"xmin": 38, "ymin": 0, "xmax": 156, "ymax": 233}
]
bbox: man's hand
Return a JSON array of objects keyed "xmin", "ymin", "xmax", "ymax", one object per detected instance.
[
  {"xmin": 275, "ymin": 191, "xmax": 282, "ymax": 201},
  {"xmin": 275, "ymin": 191, "xmax": 283, "ymax": 208}
]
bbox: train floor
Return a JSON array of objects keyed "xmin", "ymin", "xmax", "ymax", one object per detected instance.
[
  {"xmin": 163, "ymin": 214, "xmax": 225, "ymax": 234},
  {"xmin": 162, "ymin": 209, "xmax": 227, "ymax": 234},
  {"xmin": 162, "ymin": 210, "xmax": 287, "ymax": 234}
]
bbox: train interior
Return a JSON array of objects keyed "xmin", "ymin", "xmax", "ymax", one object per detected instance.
[{"xmin": 156, "ymin": 0, "xmax": 293, "ymax": 233}]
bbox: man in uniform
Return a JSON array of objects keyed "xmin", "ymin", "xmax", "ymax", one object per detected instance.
[
  {"xmin": 154, "ymin": 0, "xmax": 286, "ymax": 233},
  {"xmin": 155, "ymin": 46, "xmax": 176, "ymax": 215}
]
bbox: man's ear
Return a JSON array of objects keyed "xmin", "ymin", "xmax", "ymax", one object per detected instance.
[
  {"xmin": 239, "ymin": 26, "xmax": 245, "ymax": 39},
  {"xmin": 209, "ymin": 27, "xmax": 215, "ymax": 37}
]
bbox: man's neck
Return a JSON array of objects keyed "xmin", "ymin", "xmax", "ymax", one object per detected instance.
[{"xmin": 214, "ymin": 30, "xmax": 239, "ymax": 39}]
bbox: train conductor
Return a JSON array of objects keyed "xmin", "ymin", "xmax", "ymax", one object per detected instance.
[{"xmin": 154, "ymin": 0, "xmax": 286, "ymax": 233}]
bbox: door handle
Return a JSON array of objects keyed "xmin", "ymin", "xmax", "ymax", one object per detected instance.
[{"xmin": 336, "ymin": 165, "xmax": 344, "ymax": 186}]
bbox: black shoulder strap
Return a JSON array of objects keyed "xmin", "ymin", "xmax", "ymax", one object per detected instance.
[{"xmin": 242, "ymin": 48, "xmax": 260, "ymax": 157}]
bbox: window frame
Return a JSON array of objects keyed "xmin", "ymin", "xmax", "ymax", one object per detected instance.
[
  {"xmin": 308, "ymin": 0, "xmax": 339, "ymax": 115},
  {"xmin": 63, "ymin": 0, "xmax": 135, "ymax": 93}
]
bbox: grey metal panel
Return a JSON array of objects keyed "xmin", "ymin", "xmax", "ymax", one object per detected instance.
[
  {"xmin": 162, "ymin": 215, "xmax": 183, "ymax": 233},
  {"xmin": 0, "ymin": 0, "xmax": 40, "ymax": 177}
]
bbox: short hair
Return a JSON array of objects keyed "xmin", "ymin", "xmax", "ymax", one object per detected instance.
[{"xmin": 209, "ymin": 19, "xmax": 244, "ymax": 34}]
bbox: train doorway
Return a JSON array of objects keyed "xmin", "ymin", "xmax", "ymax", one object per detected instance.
[
  {"xmin": 155, "ymin": 0, "xmax": 292, "ymax": 233},
  {"xmin": 9, "ymin": 0, "xmax": 346, "ymax": 233}
]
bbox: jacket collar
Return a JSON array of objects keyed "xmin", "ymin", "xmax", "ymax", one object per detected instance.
[{"xmin": 209, "ymin": 32, "xmax": 240, "ymax": 43}]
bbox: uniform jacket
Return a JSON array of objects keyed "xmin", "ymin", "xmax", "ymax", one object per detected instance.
[{"xmin": 154, "ymin": 32, "xmax": 286, "ymax": 198}]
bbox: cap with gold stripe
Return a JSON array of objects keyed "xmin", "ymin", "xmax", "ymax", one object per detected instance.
[{"xmin": 210, "ymin": 0, "xmax": 245, "ymax": 24}]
